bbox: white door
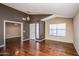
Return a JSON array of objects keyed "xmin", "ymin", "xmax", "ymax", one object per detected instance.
[
  {"xmin": 36, "ymin": 23, "xmax": 39, "ymax": 39},
  {"xmin": 30, "ymin": 23, "xmax": 35, "ymax": 39}
]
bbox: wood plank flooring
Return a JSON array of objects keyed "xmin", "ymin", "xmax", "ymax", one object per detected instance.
[{"xmin": 0, "ymin": 38, "xmax": 78, "ymax": 56}]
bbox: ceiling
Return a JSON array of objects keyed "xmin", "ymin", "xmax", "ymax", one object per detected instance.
[{"xmin": 3, "ymin": 3, "xmax": 79, "ymax": 18}]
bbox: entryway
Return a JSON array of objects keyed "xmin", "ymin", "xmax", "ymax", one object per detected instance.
[
  {"xmin": 29, "ymin": 23, "xmax": 39, "ymax": 40},
  {"xmin": 4, "ymin": 20, "xmax": 23, "ymax": 53}
]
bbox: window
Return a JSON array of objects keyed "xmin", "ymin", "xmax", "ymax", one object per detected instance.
[{"xmin": 49, "ymin": 23, "xmax": 66, "ymax": 36}]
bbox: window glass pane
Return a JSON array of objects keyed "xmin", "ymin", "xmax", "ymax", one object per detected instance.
[
  {"xmin": 49, "ymin": 29, "xmax": 56, "ymax": 35},
  {"xmin": 57, "ymin": 23, "xmax": 66, "ymax": 29},
  {"xmin": 57, "ymin": 30, "xmax": 66, "ymax": 36},
  {"xmin": 36, "ymin": 23, "xmax": 39, "ymax": 38},
  {"xmin": 52, "ymin": 29, "xmax": 56, "ymax": 34},
  {"xmin": 50, "ymin": 24, "xmax": 56, "ymax": 29},
  {"xmin": 52, "ymin": 29, "xmax": 56, "ymax": 35}
]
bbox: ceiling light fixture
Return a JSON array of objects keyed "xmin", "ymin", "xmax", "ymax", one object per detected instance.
[
  {"xmin": 22, "ymin": 18, "xmax": 26, "ymax": 21},
  {"xmin": 27, "ymin": 16, "xmax": 30, "ymax": 21}
]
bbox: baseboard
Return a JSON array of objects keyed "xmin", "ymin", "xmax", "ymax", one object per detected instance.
[
  {"xmin": 23, "ymin": 39, "xmax": 29, "ymax": 41},
  {"xmin": 6, "ymin": 37, "xmax": 21, "ymax": 39},
  {"xmin": 0, "ymin": 44, "xmax": 4, "ymax": 48},
  {"xmin": 73, "ymin": 43, "xmax": 79, "ymax": 55},
  {"xmin": 29, "ymin": 39, "xmax": 45, "ymax": 42},
  {"xmin": 45, "ymin": 39, "xmax": 73, "ymax": 44},
  {"xmin": 35, "ymin": 39, "xmax": 45, "ymax": 42}
]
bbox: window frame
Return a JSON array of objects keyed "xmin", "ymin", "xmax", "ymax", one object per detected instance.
[{"xmin": 49, "ymin": 23, "xmax": 66, "ymax": 37}]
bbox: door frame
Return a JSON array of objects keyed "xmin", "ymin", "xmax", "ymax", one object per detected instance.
[{"xmin": 4, "ymin": 20, "xmax": 23, "ymax": 48}]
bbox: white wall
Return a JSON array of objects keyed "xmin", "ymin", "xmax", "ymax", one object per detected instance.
[
  {"xmin": 6, "ymin": 23, "xmax": 21, "ymax": 39},
  {"xmin": 73, "ymin": 11, "xmax": 79, "ymax": 55},
  {"xmin": 45, "ymin": 17, "xmax": 74, "ymax": 43}
]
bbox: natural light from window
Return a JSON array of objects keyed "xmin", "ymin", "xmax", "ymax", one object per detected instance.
[{"xmin": 49, "ymin": 23, "xmax": 66, "ymax": 36}]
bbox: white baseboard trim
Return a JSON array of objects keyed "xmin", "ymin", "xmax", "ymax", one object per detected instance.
[
  {"xmin": 23, "ymin": 39, "xmax": 29, "ymax": 41},
  {"xmin": 73, "ymin": 43, "xmax": 79, "ymax": 55},
  {"xmin": 23, "ymin": 39, "xmax": 45, "ymax": 42},
  {"xmin": 6, "ymin": 37, "xmax": 20, "ymax": 39},
  {"xmin": 45, "ymin": 39, "xmax": 73, "ymax": 43},
  {"xmin": 35, "ymin": 39, "xmax": 45, "ymax": 42},
  {"xmin": 0, "ymin": 44, "xmax": 5, "ymax": 48}
]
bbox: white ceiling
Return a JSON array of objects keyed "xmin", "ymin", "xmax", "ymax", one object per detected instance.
[{"xmin": 3, "ymin": 3, "xmax": 79, "ymax": 18}]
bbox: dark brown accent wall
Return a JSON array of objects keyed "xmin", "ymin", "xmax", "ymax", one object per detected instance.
[
  {"xmin": 0, "ymin": 4, "xmax": 29, "ymax": 45},
  {"xmin": 39, "ymin": 21, "xmax": 45, "ymax": 39},
  {"xmin": 23, "ymin": 21, "xmax": 29, "ymax": 39},
  {"xmin": 29, "ymin": 15, "xmax": 51, "ymax": 22}
]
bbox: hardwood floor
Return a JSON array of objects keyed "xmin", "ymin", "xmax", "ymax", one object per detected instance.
[{"xmin": 0, "ymin": 38, "xmax": 78, "ymax": 56}]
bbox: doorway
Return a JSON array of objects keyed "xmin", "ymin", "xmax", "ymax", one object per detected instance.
[
  {"xmin": 29, "ymin": 23, "xmax": 35, "ymax": 39},
  {"xmin": 29, "ymin": 23, "xmax": 39, "ymax": 40},
  {"xmin": 4, "ymin": 20, "xmax": 23, "ymax": 50}
]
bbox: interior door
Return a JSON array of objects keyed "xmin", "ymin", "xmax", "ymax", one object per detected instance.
[
  {"xmin": 29, "ymin": 23, "xmax": 35, "ymax": 39},
  {"xmin": 36, "ymin": 23, "xmax": 39, "ymax": 39}
]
